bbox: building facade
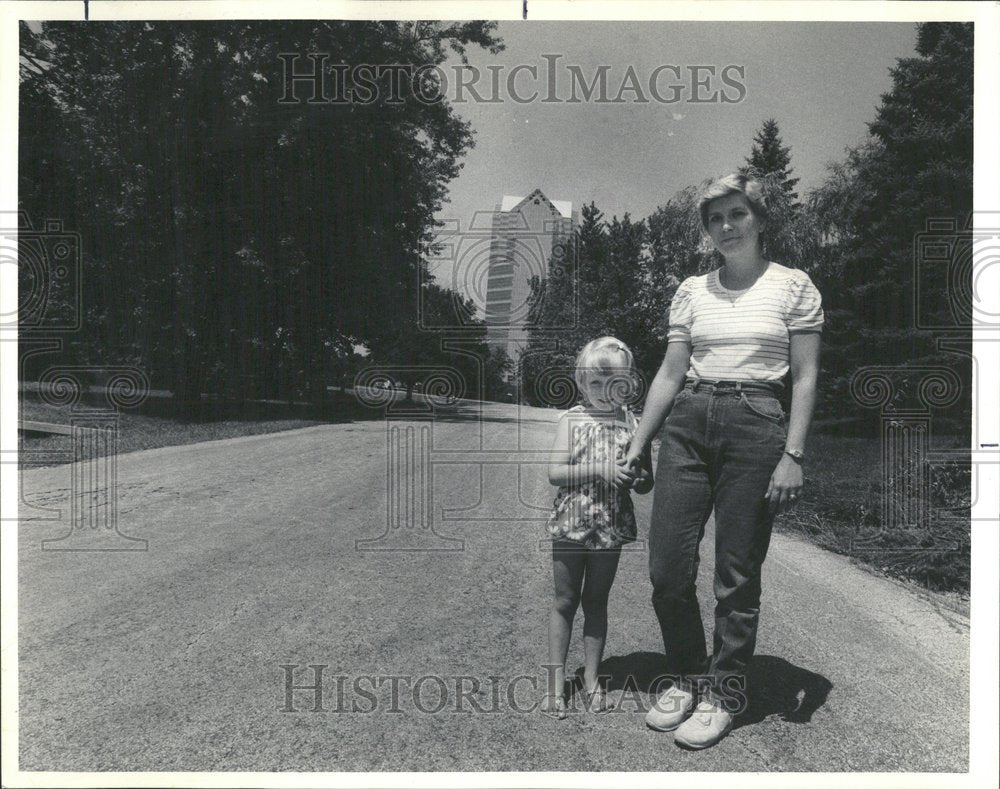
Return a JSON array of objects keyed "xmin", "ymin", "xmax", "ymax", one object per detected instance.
[{"xmin": 484, "ymin": 190, "xmax": 577, "ymax": 370}]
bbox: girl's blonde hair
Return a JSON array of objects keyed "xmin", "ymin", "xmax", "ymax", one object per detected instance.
[{"xmin": 574, "ymin": 336, "xmax": 637, "ymax": 403}]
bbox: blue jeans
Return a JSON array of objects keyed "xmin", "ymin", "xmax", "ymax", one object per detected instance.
[{"xmin": 648, "ymin": 380, "xmax": 786, "ymax": 701}]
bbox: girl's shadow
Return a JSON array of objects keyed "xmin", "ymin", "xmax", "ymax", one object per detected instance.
[{"xmin": 594, "ymin": 651, "xmax": 832, "ymax": 728}]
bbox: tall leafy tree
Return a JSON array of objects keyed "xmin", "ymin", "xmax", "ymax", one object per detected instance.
[
  {"xmin": 19, "ymin": 21, "xmax": 503, "ymax": 403},
  {"xmin": 368, "ymin": 279, "xmax": 505, "ymax": 402}
]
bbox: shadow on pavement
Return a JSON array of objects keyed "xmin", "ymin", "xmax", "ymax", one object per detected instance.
[
  {"xmin": 596, "ymin": 651, "xmax": 672, "ymax": 695},
  {"xmin": 366, "ymin": 401, "xmax": 560, "ymax": 426},
  {"xmin": 592, "ymin": 651, "xmax": 832, "ymax": 727},
  {"xmin": 28, "ymin": 389, "xmax": 557, "ymax": 427},
  {"xmin": 735, "ymin": 655, "xmax": 832, "ymax": 728}
]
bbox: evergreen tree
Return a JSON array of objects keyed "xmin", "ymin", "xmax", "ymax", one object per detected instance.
[
  {"xmin": 521, "ymin": 204, "xmax": 658, "ymax": 407},
  {"xmin": 519, "ymin": 203, "xmax": 604, "ymax": 406},
  {"xmin": 744, "ymin": 118, "xmax": 800, "ymax": 210},
  {"xmin": 808, "ymin": 22, "xmax": 973, "ymax": 427}
]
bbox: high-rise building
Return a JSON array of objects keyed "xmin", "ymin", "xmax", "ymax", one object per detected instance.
[{"xmin": 484, "ymin": 190, "xmax": 577, "ymax": 370}]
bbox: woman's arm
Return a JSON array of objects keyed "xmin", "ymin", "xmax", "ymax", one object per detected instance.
[
  {"xmin": 631, "ymin": 449, "xmax": 655, "ymax": 494},
  {"xmin": 765, "ymin": 331, "xmax": 821, "ymax": 514},
  {"xmin": 624, "ymin": 341, "xmax": 691, "ymax": 469},
  {"xmin": 784, "ymin": 332, "xmax": 821, "ymax": 455},
  {"xmin": 548, "ymin": 413, "xmax": 635, "ymax": 489}
]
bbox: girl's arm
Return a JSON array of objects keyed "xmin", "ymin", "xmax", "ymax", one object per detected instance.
[
  {"xmin": 548, "ymin": 413, "xmax": 634, "ymax": 489},
  {"xmin": 547, "ymin": 413, "xmax": 579, "ymax": 486},
  {"xmin": 624, "ymin": 342, "xmax": 691, "ymax": 469},
  {"xmin": 764, "ymin": 332, "xmax": 821, "ymax": 514}
]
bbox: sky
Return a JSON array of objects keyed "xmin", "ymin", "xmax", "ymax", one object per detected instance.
[
  {"xmin": 22, "ymin": 16, "xmax": 919, "ymax": 301},
  {"xmin": 430, "ymin": 20, "xmax": 919, "ymax": 290}
]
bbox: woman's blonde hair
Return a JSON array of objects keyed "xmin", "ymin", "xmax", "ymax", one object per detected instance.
[
  {"xmin": 574, "ymin": 336, "xmax": 636, "ymax": 403},
  {"xmin": 697, "ymin": 173, "xmax": 769, "ymax": 230}
]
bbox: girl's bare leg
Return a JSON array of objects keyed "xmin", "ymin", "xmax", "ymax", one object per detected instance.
[
  {"xmin": 581, "ymin": 547, "xmax": 622, "ymax": 699},
  {"xmin": 547, "ymin": 540, "xmax": 586, "ymax": 714}
]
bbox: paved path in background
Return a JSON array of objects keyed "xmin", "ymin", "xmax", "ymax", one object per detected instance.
[{"xmin": 16, "ymin": 401, "xmax": 969, "ymax": 771}]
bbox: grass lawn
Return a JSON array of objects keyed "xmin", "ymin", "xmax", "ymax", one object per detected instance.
[
  {"xmin": 17, "ymin": 391, "xmax": 339, "ymax": 462},
  {"xmin": 773, "ymin": 431, "xmax": 970, "ymax": 595}
]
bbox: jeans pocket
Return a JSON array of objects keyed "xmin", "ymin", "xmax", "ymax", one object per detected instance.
[{"xmin": 740, "ymin": 393, "xmax": 785, "ymax": 424}]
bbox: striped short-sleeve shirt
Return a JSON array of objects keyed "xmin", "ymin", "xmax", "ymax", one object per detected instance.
[{"xmin": 667, "ymin": 262, "xmax": 823, "ymax": 383}]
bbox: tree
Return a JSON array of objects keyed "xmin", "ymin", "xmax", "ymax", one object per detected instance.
[
  {"xmin": 482, "ymin": 346, "xmax": 514, "ymax": 402},
  {"xmin": 743, "ymin": 118, "xmax": 800, "ymax": 210},
  {"xmin": 521, "ymin": 204, "xmax": 661, "ymax": 406},
  {"xmin": 808, "ymin": 22, "xmax": 973, "ymax": 426},
  {"xmin": 19, "ymin": 21, "xmax": 504, "ymax": 404},
  {"xmin": 364, "ymin": 277, "xmax": 516, "ymax": 405}
]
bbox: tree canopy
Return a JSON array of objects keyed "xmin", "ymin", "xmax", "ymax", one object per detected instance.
[{"xmin": 19, "ymin": 20, "xmax": 505, "ymax": 402}]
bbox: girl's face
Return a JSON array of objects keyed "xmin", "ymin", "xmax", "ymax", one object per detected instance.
[
  {"xmin": 705, "ymin": 192, "xmax": 762, "ymax": 258},
  {"xmin": 580, "ymin": 368, "xmax": 632, "ymax": 411}
]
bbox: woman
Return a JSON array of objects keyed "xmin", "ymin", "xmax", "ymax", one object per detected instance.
[{"xmin": 624, "ymin": 173, "xmax": 823, "ymax": 749}]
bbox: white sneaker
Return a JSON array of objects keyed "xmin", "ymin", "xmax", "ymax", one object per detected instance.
[
  {"xmin": 644, "ymin": 683, "xmax": 695, "ymax": 731},
  {"xmin": 673, "ymin": 700, "xmax": 734, "ymax": 749}
]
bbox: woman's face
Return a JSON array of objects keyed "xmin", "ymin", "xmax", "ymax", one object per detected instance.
[{"xmin": 705, "ymin": 192, "xmax": 762, "ymax": 258}]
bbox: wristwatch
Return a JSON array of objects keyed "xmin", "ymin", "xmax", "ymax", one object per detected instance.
[{"xmin": 784, "ymin": 448, "xmax": 805, "ymax": 463}]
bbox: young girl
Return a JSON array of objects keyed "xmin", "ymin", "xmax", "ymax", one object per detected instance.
[{"xmin": 542, "ymin": 337, "xmax": 653, "ymax": 718}]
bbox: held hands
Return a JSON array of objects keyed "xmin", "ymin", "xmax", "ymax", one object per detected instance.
[
  {"xmin": 623, "ymin": 447, "xmax": 653, "ymax": 494},
  {"xmin": 624, "ymin": 446, "xmax": 644, "ymax": 475},
  {"xmin": 599, "ymin": 457, "xmax": 637, "ymax": 490},
  {"xmin": 765, "ymin": 454, "xmax": 804, "ymax": 515}
]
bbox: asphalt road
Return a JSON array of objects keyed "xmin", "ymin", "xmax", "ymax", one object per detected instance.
[{"xmin": 16, "ymin": 400, "xmax": 969, "ymax": 772}]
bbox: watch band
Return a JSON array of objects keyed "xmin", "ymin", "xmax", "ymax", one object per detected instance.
[{"xmin": 784, "ymin": 448, "xmax": 804, "ymax": 462}]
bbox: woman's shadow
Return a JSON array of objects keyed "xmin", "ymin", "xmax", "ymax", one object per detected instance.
[{"xmin": 593, "ymin": 651, "xmax": 832, "ymax": 728}]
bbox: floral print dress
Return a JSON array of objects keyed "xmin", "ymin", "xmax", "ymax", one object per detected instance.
[{"xmin": 545, "ymin": 405, "xmax": 639, "ymax": 549}]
